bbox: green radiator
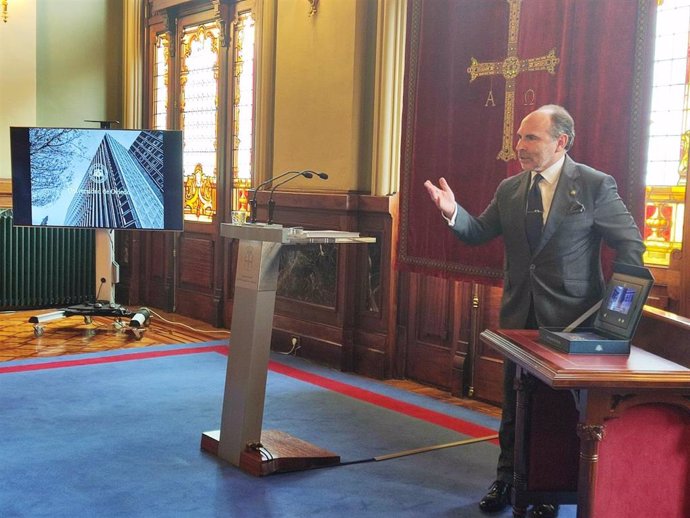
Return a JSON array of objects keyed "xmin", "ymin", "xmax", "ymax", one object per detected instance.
[{"xmin": 0, "ymin": 209, "xmax": 95, "ymax": 310}]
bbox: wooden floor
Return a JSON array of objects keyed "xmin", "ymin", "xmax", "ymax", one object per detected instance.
[
  {"xmin": 0, "ymin": 307, "xmax": 501, "ymax": 419},
  {"xmin": 0, "ymin": 307, "xmax": 228, "ymax": 363}
]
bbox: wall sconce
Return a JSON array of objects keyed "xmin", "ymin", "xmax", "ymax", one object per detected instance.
[
  {"xmin": 2, "ymin": 0, "xmax": 8, "ymax": 23},
  {"xmin": 307, "ymin": 0, "xmax": 319, "ymax": 17}
]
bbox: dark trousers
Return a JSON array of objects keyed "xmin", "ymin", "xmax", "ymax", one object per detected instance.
[
  {"xmin": 496, "ymin": 299, "xmax": 538, "ymax": 483},
  {"xmin": 497, "ymin": 359, "xmax": 517, "ymax": 483}
]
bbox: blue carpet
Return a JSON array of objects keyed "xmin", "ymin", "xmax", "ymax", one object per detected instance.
[{"xmin": 0, "ymin": 343, "xmax": 576, "ymax": 517}]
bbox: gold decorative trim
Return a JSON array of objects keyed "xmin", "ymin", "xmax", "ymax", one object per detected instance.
[
  {"xmin": 307, "ymin": 0, "xmax": 319, "ymax": 17},
  {"xmin": 628, "ymin": 0, "xmax": 654, "ymax": 215},
  {"xmin": 576, "ymin": 423, "xmax": 605, "ymax": 443},
  {"xmin": 398, "ymin": 0, "xmax": 421, "ymax": 269}
]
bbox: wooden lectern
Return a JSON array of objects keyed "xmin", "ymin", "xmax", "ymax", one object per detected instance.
[
  {"xmin": 481, "ymin": 328, "xmax": 690, "ymax": 518},
  {"xmin": 200, "ymin": 223, "xmax": 375, "ymax": 476}
]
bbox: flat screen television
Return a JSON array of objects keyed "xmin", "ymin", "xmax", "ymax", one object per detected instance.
[{"xmin": 10, "ymin": 127, "xmax": 184, "ymax": 231}]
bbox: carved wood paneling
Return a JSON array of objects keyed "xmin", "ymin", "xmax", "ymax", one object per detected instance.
[
  {"xmin": 144, "ymin": 232, "xmax": 175, "ymax": 310},
  {"xmin": 233, "ymin": 191, "xmax": 397, "ymax": 374},
  {"xmin": 403, "ymin": 273, "xmax": 455, "ymax": 389},
  {"xmin": 451, "ymin": 281, "xmax": 472, "ymax": 396},
  {"xmin": 120, "ymin": 221, "xmax": 223, "ymax": 326},
  {"xmin": 178, "ymin": 234, "xmax": 215, "ymax": 290},
  {"xmin": 470, "ymin": 284, "xmax": 504, "ymax": 404},
  {"xmin": 635, "ymin": 305, "xmax": 690, "ymax": 368},
  {"xmin": 116, "ymin": 230, "xmax": 176, "ymax": 311},
  {"xmin": 176, "ymin": 231, "xmax": 222, "ymax": 324},
  {"xmin": 399, "ymin": 271, "xmax": 504, "ymax": 404},
  {"xmin": 352, "ymin": 194, "xmax": 398, "ymax": 379}
]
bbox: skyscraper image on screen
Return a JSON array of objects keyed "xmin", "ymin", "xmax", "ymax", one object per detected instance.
[
  {"xmin": 606, "ymin": 285, "xmax": 637, "ymax": 315},
  {"xmin": 64, "ymin": 131, "xmax": 164, "ymax": 229},
  {"xmin": 10, "ymin": 126, "xmax": 183, "ymax": 231}
]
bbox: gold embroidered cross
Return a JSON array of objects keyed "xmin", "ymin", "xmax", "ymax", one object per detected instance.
[{"xmin": 467, "ymin": 0, "xmax": 560, "ymax": 161}]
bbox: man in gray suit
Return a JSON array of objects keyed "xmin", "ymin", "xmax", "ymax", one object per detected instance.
[{"xmin": 424, "ymin": 105, "xmax": 645, "ymax": 518}]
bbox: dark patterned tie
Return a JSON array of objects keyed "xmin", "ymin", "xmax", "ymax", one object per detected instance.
[{"xmin": 525, "ymin": 173, "xmax": 544, "ymax": 253}]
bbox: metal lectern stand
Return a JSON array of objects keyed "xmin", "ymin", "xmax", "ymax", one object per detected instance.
[{"xmin": 200, "ymin": 223, "xmax": 375, "ymax": 476}]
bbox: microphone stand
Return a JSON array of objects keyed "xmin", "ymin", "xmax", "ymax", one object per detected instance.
[
  {"xmin": 267, "ymin": 171, "xmax": 315, "ymax": 225},
  {"xmin": 248, "ymin": 170, "xmax": 300, "ymax": 223}
]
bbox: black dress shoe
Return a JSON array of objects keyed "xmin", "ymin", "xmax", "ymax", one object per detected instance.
[
  {"xmin": 531, "ymin": 504, "xmax": 560, "ymax": 518},
  {"xmin": 478, "ymin": 480, "xmax": 511, "ymax": 513}
]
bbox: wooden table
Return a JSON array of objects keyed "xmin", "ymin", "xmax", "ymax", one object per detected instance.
[{"xmin": 480, "ymin": 328, "xmax": 690, "ymax": 518}]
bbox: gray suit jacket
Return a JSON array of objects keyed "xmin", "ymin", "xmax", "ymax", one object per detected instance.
[{"xmin": 452, "ymin": 155, "xmax": 645, "ymax": 329}]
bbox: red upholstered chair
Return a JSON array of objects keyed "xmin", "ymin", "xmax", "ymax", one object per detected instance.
[{"xmin": 594, "ymin": 403, "xmax": 690, "ymax": 518}]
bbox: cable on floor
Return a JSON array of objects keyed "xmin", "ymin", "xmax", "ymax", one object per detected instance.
[{"xmin": 149, "ymin": 309, "xmax": 231, "ymax": 335}]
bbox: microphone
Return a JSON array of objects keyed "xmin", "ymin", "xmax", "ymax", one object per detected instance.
[
  {"xmin": 248, "ymin": 170, "xmax": 301, "ymax": 223},
  {"xmin": 267, "ymin": 170, "xmax": 315, "ymax": 224}
]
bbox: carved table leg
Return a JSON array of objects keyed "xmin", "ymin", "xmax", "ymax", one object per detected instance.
[
  {"xmin": 576, "ymin": 423, "xmax": 605, "ymax": 518},
  {"xmin": 512, "ymin": 369, "xmax": 534, "ymax": 518}
]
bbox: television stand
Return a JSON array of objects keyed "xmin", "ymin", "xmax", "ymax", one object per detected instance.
[{"xmin": 28, "ymin": 303, "xmax": 151, "ymax": 340}]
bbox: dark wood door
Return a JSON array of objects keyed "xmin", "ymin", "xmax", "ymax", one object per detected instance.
[
  {"xmin": 468, "ymin": 283, "xmax": 505, "ymax": 404},
  {"xmin": 400, "ymin": 271, "xmax": 504, "ymax": 405},
  {"xmin": 402, "ymin": 273, "xmax": 457, "ymax": 390}
]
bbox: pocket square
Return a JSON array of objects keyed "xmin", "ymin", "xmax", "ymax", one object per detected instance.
[{"xmin": 568, "ymin": 201, "xmax": 585, "ymax": 214}]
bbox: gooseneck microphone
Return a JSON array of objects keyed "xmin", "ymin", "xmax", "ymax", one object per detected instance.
[
  {"xmin": 267, "ymin": 171, "xmax": 315, "ymax": 224},
  {"xmin": 248, "ymin": 170, "xmax": 301, "ymax": 223}
]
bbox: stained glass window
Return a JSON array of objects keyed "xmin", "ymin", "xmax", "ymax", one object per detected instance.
[
  {"xmin": 644, "ymin": 0, "xmax": 690, "ymax": 265},
  {"xmin": 153, "ymin": 33, "xmax": 169, "ymax": 131},
  {"xmin": 231, "ymin": 11, "xmax": 256, "ymax": 213},
  {"xmin": 180, "ymin": 24, "xmax": 220, "ymax": 223}
]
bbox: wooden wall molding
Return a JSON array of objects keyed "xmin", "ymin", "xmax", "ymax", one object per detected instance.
[
  {"xmin": 0, "ymin": 179, "xmax": 12, "ymax": 208},
  {"xmin": 119, "ymin": 191, "xmax": 400, "ymax": 378},
  {"xmin": 250, "ymin": 191, "xmax": 399, "ymax": 377}
]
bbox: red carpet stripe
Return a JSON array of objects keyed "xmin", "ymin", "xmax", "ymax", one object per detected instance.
[
  {"xmin": 268, "ymin": 360, "xmax": 498, "ymax": 441},
  {"xmin": 0, "ymin": 345, "xmax": 497, "ymax": 441},
  {"xmin": 0, "ymin": 345, "xmax": 227, "ymax": 374}
]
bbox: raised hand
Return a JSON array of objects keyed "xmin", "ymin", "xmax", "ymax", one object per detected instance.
[{"xmin": 423, "ymin": 177, "xmax": 456, "ymax": 219}]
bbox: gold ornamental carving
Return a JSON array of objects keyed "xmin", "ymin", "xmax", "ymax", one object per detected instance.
[{"xmin": 576, "ymin": 423, "xmax": 605, "ymax": 443}]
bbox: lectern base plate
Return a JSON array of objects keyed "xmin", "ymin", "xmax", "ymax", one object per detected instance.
[{"xmin": 200, "ymin": 429, "xmax": 340, "ymax": 476}]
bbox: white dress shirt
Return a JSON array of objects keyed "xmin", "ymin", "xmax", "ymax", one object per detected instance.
[{"xmin": 445, "ymin": 154, "xmax": 566, "ymax": 227}]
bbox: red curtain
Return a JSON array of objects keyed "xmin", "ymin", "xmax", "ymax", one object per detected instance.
[{"xmin": 398, "ymin": 0, "xmax": 657, "ymax": 283}]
